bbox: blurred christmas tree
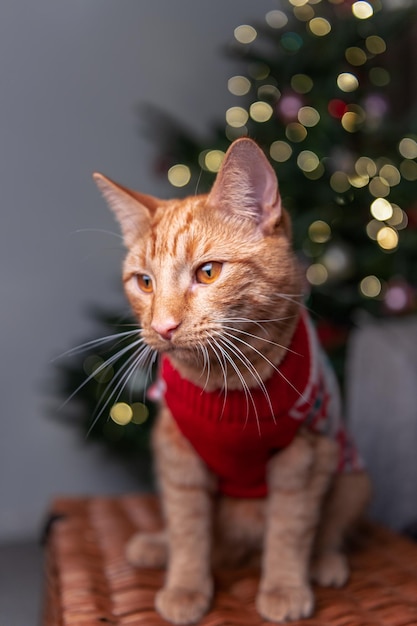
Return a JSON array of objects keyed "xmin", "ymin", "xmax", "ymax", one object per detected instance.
[
  {"xmin": 146, "ymin": 0, "xmax": 417, "ymax": 328},
  {"xmin": 57, "ymin": 0, "xmax": 417, "ymax": 457}
]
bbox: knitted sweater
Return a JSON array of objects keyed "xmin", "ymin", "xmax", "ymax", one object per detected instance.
[{"xmin": 159, "ymin": 312, "xmax": 362, "ymax": 498}]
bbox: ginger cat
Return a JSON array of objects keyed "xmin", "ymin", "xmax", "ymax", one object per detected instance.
[{"xmin": 94, "ymin": 138, "xmax": 371, "ymax": 624}]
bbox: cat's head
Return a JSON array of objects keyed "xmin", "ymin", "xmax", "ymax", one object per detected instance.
[{"xmin": 94, "ymin": 139, "xmax": 302, "ymax": 386}]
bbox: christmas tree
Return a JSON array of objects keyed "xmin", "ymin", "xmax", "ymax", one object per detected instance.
[{"xmin": 57, "ymin": 0, "xmax": 417, "ymax": 459}]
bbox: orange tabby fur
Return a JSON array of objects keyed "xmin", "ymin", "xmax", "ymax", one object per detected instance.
[{"xmin": 94, "ymin": 138, "xmax": 371, "ymax": 624}]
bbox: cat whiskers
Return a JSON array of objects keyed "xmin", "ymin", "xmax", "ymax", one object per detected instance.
[
  {"xmin": 204, "ymin": 334, "xmax": 229, "ymax": 418},
  {"xmin": 58, "ymin": 328, "xmax": 157, "ymax": 436},
  {"xmin": 221, "ymin": 327, "xmax": 308, "ymax": 405},
  {"xmin": 54, "ymin": 328, "xmax": 143, "ymax": 361},
  {"xmin": 221, "ymin": 324, "xmax": 300, "ymax": 357},
  {"xmin": 197, "ymin": 341, "xmax": 212, "ymax": 393},
  {"xmin": 87, "ymin": 342, "xmax": 156, "ymax": 437},
  {"xmin": 215, "ymin": 334, "xmax": 273, "ymax": 432},
  {"xmin": 206, "ymin": 332, "xmax": 261, "ymax": 434}
]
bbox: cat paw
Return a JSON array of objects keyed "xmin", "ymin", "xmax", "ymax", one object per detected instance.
[
  {"xmin": 256, "ymin": 584, "xmax": 314, "ymax": 623},
  {"xmin": 311, "ymin": 551, "xmax": 349, "ymax": 587},
  {"xmin": 155, "ymin": 587, "xmax": 211, "ymax": 625},
  {"xmin": 125, "ymin": 531, "xmax": 167, "ymax": 568}
]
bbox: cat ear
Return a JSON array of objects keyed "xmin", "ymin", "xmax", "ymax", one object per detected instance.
[
  {"xmin": 207, "ymin": 138, "xmax": 282, "ymax": 234},
  {"xmin": 93, "ymin": 173, "xmax": 159, "ymax": 247}
]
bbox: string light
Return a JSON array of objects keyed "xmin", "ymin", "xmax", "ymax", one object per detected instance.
[
  {"xmin": 291, "ymin": 74, "xmax": 313, "ymax": 93},
  {"xmin": 360, "ymin": 275, "xmax": 382, "ymax": 298},
  {"xmin": 387, "ymin": 204, "xmax": 408, "ymax": 230},
  {"xmin": 294, "ymin": 5, "xmax": 315, "ymax": 21},
  {"xmin": 131, "ymin": 402, "xmax": 149, "ymax": 425},
  {"xmin": 308, "ymin": 220, "xmax": 331, "ymax": 243},
  {"xmin": 306, "ymin": 263, "xmax": 328, "ymax": 286},
  {"xmin": 249, "ymin": 101, "xmax": 273, "ymax": 122},
  {"xmin": 348, "ymin": 173, "xmax": 369, "ymax": 188},
  {"xmin": 286, "ymin": 122, "xmax": 307, "ymax": 142},
  {"xmin": 83, "ymin": 355, "xmax": 113, "ymax": 383},
  {"xmin": 248, "ymin": 63, "xmax": 270, "ymax": 80},
  {"xmin": 298, "ymin": 106, "xmax": 320, "ymax": 127},
  {"xmin": 352, "ymin": 1, "xmax": 374, "ymax": 19},
  {"xmin": 355, "ymin": 156, "xmax": 377, "ymax": 177},
  {"xmin": 369, "ymin": 67, "xmax": 390, "ymax": 87},
  {"xmin": 297, "ymin": 150, "xmax": 320, "ymax": 172},
  {"xmin": 234, "ymin": 25, "xmax": 257, "ymax": 44},
  {"xmin": 110, "ymin": 402, "xmax": 133, "ymax": 426},
  {"xmin": 270, "ymin": 141, "xmax": 293, "ymax": 162},
  {"xmin": 337, "ymin": 72, "xmax": 359, "ymax": 92},
  {"xmin": 370, "ymin": 198, "xmax": 393, "ymax": 221},
  {"xmin": 168, "ymin": 164, "xmax": 191, "ymax": 187},
  {"xmin": 369, "ymin": 176, "xmax": 390, "ymax": 198},
  {"xmin": 225, "ymin": 106, "xmax": 248, "ymax": 128},
  {"xmin": 228, "ymin": 76, "xmax": 251, "ymax": 96},
  {"xmin": 330, "ymin": 172, "xmax": 350, "ymax": 193},
  {"xmin": 366, "ymin": 219, "xmax": 383, "ymax": 240},
  {"xmin": 258, "ymin": 84, "xmax": 280, "ymax": 100},
  {"xmin": 345, "ymin": 47, "xmax": 367, "ymax": 66},
  {"xmin": 341, "ymin": 111, "xmax": 361, "ymax": 132},
  {"xmin": 265, "ymin": 10, "xmax": 288, "ymax": 28},
  {"xmin": 308, "ymin": 17, "xmax": 331, "ymax": 36},
  {"xmin": 376, "ymin": 226, "xmax": 399, "ymax": 251},
  {"xmin": 399, "ymin": 137, "xmax": 417, "ymax": 159},
  {"xmin": 199, "ymin": 150, "xmax": 225, "ymax": 172},
  {"xmin": 366, "ymin": 36, "xmax": 386, "ymax": 55},
  {"xmin": 281, "ymin": 32, "xmax": 303, "ymax": 53},
  {"xmin": 400, "ymin": 160, "xmax": 417, "ymax": 181},
  {"xmin": 379, "ymin": 164, "xmax": 401, "ymax": 186}
]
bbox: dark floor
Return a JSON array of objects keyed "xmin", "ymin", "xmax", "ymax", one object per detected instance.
[{"xmin": 0, "ymin": 539, "xmax": 44, "ymax": 626}]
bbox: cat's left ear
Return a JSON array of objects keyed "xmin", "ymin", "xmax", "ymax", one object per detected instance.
[
  {"xmin": 93, "ymin": 173, "xmax": 160, "ymax": 247},
  {"xmin": 207, "ymin": 138, "xmax": 282, "ymax": 235}
]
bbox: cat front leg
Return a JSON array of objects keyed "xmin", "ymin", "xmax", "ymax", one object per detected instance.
[
  {"xmin": 153, "ymin": 408, "xmax": 215, "ymax": 625},
  {"xmin": 256, "ymin": 431, "xmax": 338, "ymax": 623}
]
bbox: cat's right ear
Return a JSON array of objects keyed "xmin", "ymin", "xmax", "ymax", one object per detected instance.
[{"xmin": 93, "ymin": 173, "xmax": 158, "ymax": 247}]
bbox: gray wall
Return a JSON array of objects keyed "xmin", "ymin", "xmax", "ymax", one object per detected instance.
[{"xmin": 0, "ymin": 0, "xmax": 274, "ymax": 541}]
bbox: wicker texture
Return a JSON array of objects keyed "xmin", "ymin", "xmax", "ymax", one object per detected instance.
[{"xmin": 43, "ymin": 495, "xmax": 417, "ymax": 626}]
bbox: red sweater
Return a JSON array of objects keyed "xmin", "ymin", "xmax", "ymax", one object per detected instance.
[{"xmin": 160, "ymin": 313, "xmax": 362, "ymax": 498}]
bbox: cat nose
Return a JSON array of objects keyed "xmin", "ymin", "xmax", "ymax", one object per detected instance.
[{"xmin": 151, "ymin": 319, "xmax": 181, "ymax": 340}]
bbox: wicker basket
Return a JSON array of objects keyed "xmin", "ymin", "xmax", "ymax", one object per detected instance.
[{"xmin": 43, "ymin": 494, "xmax": 417, "ymax": 626}]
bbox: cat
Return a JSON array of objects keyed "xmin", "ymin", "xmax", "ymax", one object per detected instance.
[{"xmin": 93, "ymin": 138, "xmax": 371, "ymax": 624}]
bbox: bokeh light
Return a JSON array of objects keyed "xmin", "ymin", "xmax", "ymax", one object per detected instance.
[
  {"xmin": 337, "ymin": 73, "xmax": 359, "ymax": 92},
  {"xmin": 249, "ymin": 101, "xmax": 273, "ymax": 122},
  {"xmin": 352, "ymin": 1, "xmax": 373, "ymax": 19},
  {"xmin": 291, "ymin": 74, "xmax": 313, "ymax": 93},
  {"xmin": 370, "ymin": 198, "xmax": 393, "ymax": 221},
  {"xmin": 286, "ymin": 122, "xmax": 307, "ymax": 142},
  {"xmin": 298, "ymin": 106, "xmax": 320, "ymax": 127},
  {"xmin": 234, "ymin": 25, "xmax": 257, "ymax": 44},
  {"xmin": 110, "ymin": 402, "xmax": 133, "ymax": 426},
  {"xmin": 226, "ymin": 106, "xmax": 249, "ymax": 128},
  {"xmin": 265, "ymin": 10, "xmax": 288, "ymax": 28},
  {"xmin": 297, "ymin": 150, "xmax": 320, "ymax": 172},
  {"xmin": 399, "ymin": 137, "xmax": 417, "ymax": 159},
  {"xmin": 360, "ymin": 275, "xmax": 382, "ymax": 298},
  {"xmin": 345, "ymin": 46, "xmax": 367, "ymax": 66},
  {"xmin": 376, "ymin": 226, "xmax": 399, "ymax": 251},
  {"xmin": 228, "ymin": 76, "xmax": 251, "ymax": 96},
  {"xmin": 270, "ymin": 140, "xmax": 293, "ymax": 162},
  {"xmin": 306, "ymin": 263, "xmax": 328, "ymax": 285},
  {"xmin": 308, "ymin": 220, "xmax": 331, "ymax": 243},
  {"xmin": 168, "ymin": 164, "xmax": 191, "ymax": 187},
  {"xmin": 309, "ymin": 17, "xmax": 331, "ymax": 36}
]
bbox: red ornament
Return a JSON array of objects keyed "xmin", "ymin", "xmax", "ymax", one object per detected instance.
[{"xmin": 328, "ymin": 99, "xmax": 348, "ymax": 119}]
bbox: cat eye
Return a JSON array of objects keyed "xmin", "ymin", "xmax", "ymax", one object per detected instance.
[
  {"xmin": 136, "ymin": 274, "xmax": 153, "ymax": 293},
  {"xmin": 195, "ymin": 262, "xmax": 223, "ymax": 285}
]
